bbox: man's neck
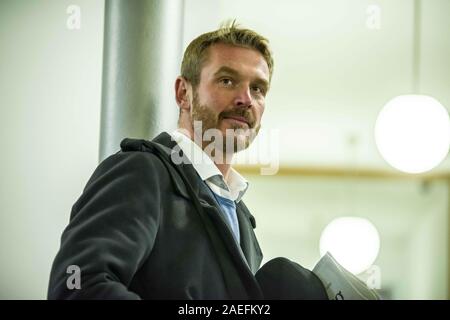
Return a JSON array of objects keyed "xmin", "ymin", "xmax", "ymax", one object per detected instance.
[
  {"xmin": 176, "ymin": 127, "xmax": 233, "ymax": 180},
  {"xmin": 199, "ymin": 143, "xmax": 233, "ymax": 180},
  {"xmin": 212, "ymin": 154, "xmax": 232, "ymax": 181}
]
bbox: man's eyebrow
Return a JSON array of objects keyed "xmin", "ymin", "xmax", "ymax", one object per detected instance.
[
  {"xmin": 213, "ymin": 66, "xmax": 240, "ymax": 77},
  {"xmin": 253, "ymin": 78, "xmax": 270, "ymax": 91},
  {"xmin": 214, "ymin": 66, "xmax": 270, "ymax": 89}
]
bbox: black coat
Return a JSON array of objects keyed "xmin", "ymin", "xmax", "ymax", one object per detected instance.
[{"xmin": 47, "ymin": 132, "xmax": 264, "ymax": 299}]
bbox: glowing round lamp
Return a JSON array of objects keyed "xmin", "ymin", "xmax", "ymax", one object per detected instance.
[
  {"xmin": 375, "ymin": 95, "xmax": 450, "ymax": 174},
  {"xmin": 319, "ymin": 217, "xmax": 380, "ymax": 275}
]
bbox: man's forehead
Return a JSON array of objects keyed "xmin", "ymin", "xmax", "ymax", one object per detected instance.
[{"xmin": 203, "ymin": 44, "xmax": 270, "ymax": 80}]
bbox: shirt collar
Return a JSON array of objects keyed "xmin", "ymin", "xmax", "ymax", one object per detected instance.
[{"xmin": 169, "ymin": 129, "xmax": 249, "ymax": 202}]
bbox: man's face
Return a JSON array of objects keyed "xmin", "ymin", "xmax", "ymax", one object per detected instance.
[{"xmin": 190, "ymin": 43, "xmax": 270, "ymax": 154}]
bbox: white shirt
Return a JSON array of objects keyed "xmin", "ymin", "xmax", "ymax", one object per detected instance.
[{"xmin": 169, "ymin": 129, "xmax": 249, "ymax": 203}]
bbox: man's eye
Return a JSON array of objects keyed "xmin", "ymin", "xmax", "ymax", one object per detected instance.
[
  {"xmin": 219, "ymin": 78, "xmax": 233, "ymax": 86},
  {"xmin": 252, "ymin": 86, "xmax": 265, "ymax": 95}
]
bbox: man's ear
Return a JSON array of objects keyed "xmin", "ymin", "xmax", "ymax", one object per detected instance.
[{"xmin": 175, "ymin": 76, "xmax": 192, "ymax": 112}]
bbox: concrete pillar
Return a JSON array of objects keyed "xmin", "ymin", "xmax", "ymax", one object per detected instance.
[{"xmin": 99, "ymin": 0, "xmax": 184, "ymax": 161}]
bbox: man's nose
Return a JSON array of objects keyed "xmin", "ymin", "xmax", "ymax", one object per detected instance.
[{"xmin": 234, "ymin": 86, "xmax": 253, "ymax": 108}]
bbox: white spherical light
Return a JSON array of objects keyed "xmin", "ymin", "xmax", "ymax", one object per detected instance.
[
  {"xmin": 375, "ymin": 95, "xmax": 450, "ymax": 174},
  {"xmin": 319, "ymin": 217, "xmax": 380, "ymax": 275}
]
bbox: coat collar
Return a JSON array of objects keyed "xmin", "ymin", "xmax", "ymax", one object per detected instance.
[{"xmin": 169, "ymin": 129, "xmax": 249, "ymax": 202}]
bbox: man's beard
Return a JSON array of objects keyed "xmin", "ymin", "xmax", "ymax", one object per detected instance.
[{"xmin": 190, "ymin": 92, "xmax": 261, "ymax": 155}]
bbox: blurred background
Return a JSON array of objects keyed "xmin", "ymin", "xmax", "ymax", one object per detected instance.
[{"xmin": 0, "ymin": 0, "xmax": 449, "ymax": 299}]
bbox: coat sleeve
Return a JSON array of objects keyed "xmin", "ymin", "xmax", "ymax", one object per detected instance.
[{"xmin": 47, "ymin": 151, "xmax": 164, "ymax": 299}]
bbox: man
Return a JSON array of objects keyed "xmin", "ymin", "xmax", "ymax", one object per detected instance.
[{"xmin": 48, "ymin": 21, "xmax": 273, "ymax": 299}]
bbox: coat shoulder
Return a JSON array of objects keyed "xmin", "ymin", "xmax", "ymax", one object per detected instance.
[{"xmin": 86, "ymin": 138, "xmax": 169, "ymax": 190}]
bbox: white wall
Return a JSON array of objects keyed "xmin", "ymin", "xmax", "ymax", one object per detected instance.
[
  {"xmin": 406, "ymin": 180, "xmax": 448, "ymax": 299},
  {"xmin": 0, "ymin": 0, "xmax": 104, "ymax": 299}
]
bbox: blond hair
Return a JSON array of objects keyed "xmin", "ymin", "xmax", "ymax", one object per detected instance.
[{"xmin": 180, "ymin": 20, "xmax": 274, "ymax": 88}]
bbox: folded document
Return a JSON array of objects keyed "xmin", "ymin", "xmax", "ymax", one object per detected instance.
[{"xmin": 312, "ymin": 252, "xmax": 381, "ymax": 300}]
